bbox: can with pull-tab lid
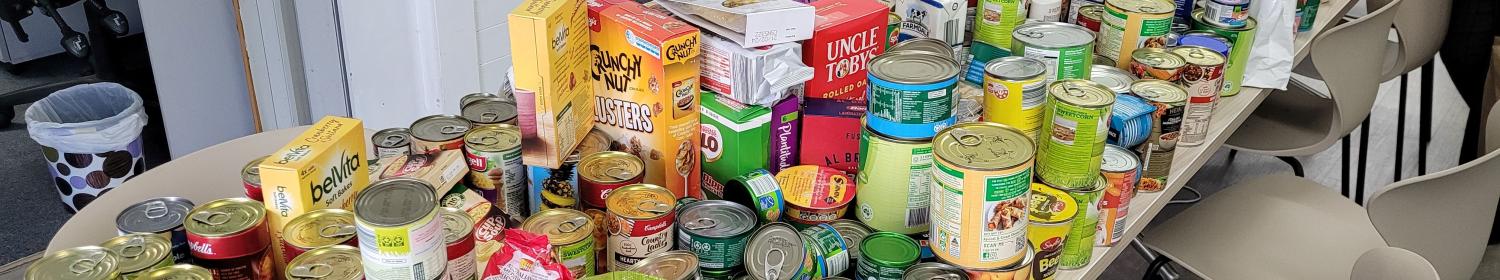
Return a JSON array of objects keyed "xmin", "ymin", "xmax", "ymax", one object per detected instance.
[
  {"xmin": 521, "ymin": 208, "xmax": 598, "ymax": 277},
  {"xmin": 372, "ymin": 128, "xmax": 413, "ymax": 160},
  {"xmin": 116, "ymin": 197, "xmax": 195, "ymax": 264},
  {"xmin": 280, "ymin": 208, "xmax": 357, "ymax": 263},
  {"xmin": 184, "ymin": 198, "xmax": 272, "ymax": 280},
  {"xmin": 677, "ymin": 200, "xmax": 756, "ymax": 271},
  {"xmin": 606, "ymin": 184, "xmax": 677, "ymax": 270},
  {"xmin": 409, "ymin": 115, "xmax": 472, "ymax": 154}
]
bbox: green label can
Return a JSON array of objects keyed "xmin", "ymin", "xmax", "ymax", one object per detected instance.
[
  {"xmin": 677, "ymin": 200, "xmax": 756, "ymax": 270},
  {"xmin": 1097, "ymin": 0, "xmax": 1175, "ymax": 69},
  {"xmin": 856, "ymin": 126, "xmax": 934, "ymax": 234},
  {"xmin": 1191, "ymin": 11, "xmax": 1257, "ymax": 97},
  {"xmin": 1057, "ymin": 177, "xmax": 1105, "ymax": 270},
  {"xmin": 722, "ymin": 169, "xmax": 785, "ymax": 224},
  {"xmin": 931, "ymin": 122, "xmax": 1036, "ymax": 269},
  {"xmin": 1037, "ymin": 80, "xmax": 1115, "ymax": 189},
  {"xmin": 866, "ymin": 50, "xmax": 962, "ymax": 139},
  {"xmin": 857, "ymin": 232, "xmax": 921, "ymax": 280},
  {"xmin": 1012, "ymin": 22, "xmax": 1096, "ymax": 82},
  {"xmin": 973, "ymin": 0, "xmax": 1027, "ymax": 55},
  {"xmin": 801, "ymin": 223, "xmax": 851, "ymax": 277}
]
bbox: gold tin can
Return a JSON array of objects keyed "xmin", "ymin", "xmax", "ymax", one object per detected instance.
[
  {"xmin": 522, "ymin": 208, "xmax": 598, "ymax": 277},
  {"xmin": 930, "ymin": 122, "xmax": 1036, "ymax": 269},
  {"xmin": 100, "ymin": 233, "xmax": 174, "ymax": 279},
  {"xmin": 285, "ymin": 245, "xmax": 362, "ymax": 280},
  {"xmin": 138, "ymin": 264, "xmax": 212, "ymax": 280},
  {"xmin": 26, "ymin": 246, "xmax": 120, "ymax": 280}
]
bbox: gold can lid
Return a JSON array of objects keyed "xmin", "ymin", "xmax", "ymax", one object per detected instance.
[
  {"xmin": 372, "ymin": 127, "xmax": 412, "ymax": 148},
  {"xmin": 606, "ymin": 184, "xmax": 676, "ymax": 220},
  {"xmin": 627, "ymin": 250, "xmax": 699, "ymax": 280},
  {"xmin": 464, "ymin": 124, "xmax": 522, "ymax": 152},
  {"xmin": 521, "ymin": 208, "xmax": 595, "ymax": 245},
  {"xmin": 99, "ymin": 233, "xmax": 171, "ymax": 273},
  {"xmin": 285, "ymin": 245, "xmax": 362, "ymax": 280},
  {"xmin": 184, "ymin": 198, "xmax": 265, "ymax": 237},
  {"xmin": 579, "ymin": 151, "xmax": 646, "ymax": 184},
  {"xmin": 138, "ymin": 264, "xmax": 211, "ymax": 280},
  {"xmin": 1107, "ymin": 0, "xmax": 1175, "ymax": 14},
  {"xmin": 1089, "ymin": 66, "xmax": 1137, "ymax": 95},
  {"xmin": 242, "ymin": 155, "xmax": 267, "ymax": 186},
  {"xmin": 1048, "ymin": 79, "xmax": 1117, "ymax": 108},
  {"xmin": 1130, "ymin": 80, "xmax": 1188, "ymax": 105},
  {"xmin": 461, "ymin": 98, "xmax": 519, "ymax": 124},
  {"xmin": 283, "ymin": 209, "xmax": 357, "ymax": 249},
  {"xmin": 1130, "ymin": 48, "xmax": 1185, "ymax": 69},
  {"xmin": 409, "ymin": 114, "xmax": 472, "ymax": 142},
  {"xmin": 355, "ymin": 178, "xmax": 438, "ymax": 227},
  {"xmin": 26, "ymin": 246, "xmax": 119, "ymax": 280},
  {"xmin": 1079, "ymin": 4, "xmax": 1105, "ymax": 19},
  {"xmin": 440, "ymin": 207, "xmax": 475, "ymax": 244},
  {"xmin": 1170, "ymin": 46, "xmax": 1226, "ymax": 66},
  {"xmin": 933, "ymin": 122, "xmax": 1036, "ymax": 171}
]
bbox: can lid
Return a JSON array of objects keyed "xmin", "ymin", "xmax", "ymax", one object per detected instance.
[
  {"xmin": 1171, "ymin": 46, "xmax": 1227, "ymax": 66},
  {"xmin": 137, "ymin": 264, "xmax": 211, "ymax": 280},
  {"xmin": 1193, "ymin": 10, "xmax": 1259, "ymax": 31},
  {"xmin": 464, "ymin": 124, "xmax": 522, "ymax": 152},
  {"xmin": 1028, "ymin": 183, "xmax": 1078, "ymax": 224},
  {"xmin": 578, "ymin": 128, "xmax": 613, "ymax": 156},
  {"xmin": 409, "ymin": 114, "xmax": 472, "ymax": 142},
  {"xmin": 519, "ymin": 208, "xmax": 595, "ymax": 245},
  {"xmin": 869, "ymin": 50, "xmax": 961, "ymax": 85},
  {"xmin": 283, "ymin": 208, "xmax": 357, "ymax": 249},
  {"xmin": 1177, "ymin": 34, "xmax": 1231, "ymax": 55},
  {"xmin": 241, "ymin": 156, "xmax": 267, "ymax": 186},
  {"xmin": 462, "ymin": 98, "xmax": 519, "ymax": 124},
  {"xmin": 859, "ymin": 232, "xmax": 920, "ymax": 267},
  {"xmin": 354, "ymin": 178, "xmax": 437, "ymax": 227},
  {"xmin": 579, "ymin": 151, "xmax": 646, "ymax": 184},
  {"xmin": 98, "ymin": 234, "xmax": 171, "ymax": 274},
  {"xmin": 902, "ymin": 262, "xmax": 968, "ymax": 280},
  {"xmin": 890, "ymin": 38, "xmax": 955, "ymax": 58},
  {"xmin": 116, "ymin": 197, "xmax": 195, "ymax": 234},
  {"xmin": 285, "ymin": 245, "xmax": 362, "ymax": 280},
  {"xmin": 1107, "ymin": 0, "xmax": 1175, "ymax": 14},
  {"xmin": 371, "ymin": 127, "xmax": 412, "ymax": 148},
  {"xmin": 828, "ymin": 219, "xmax": 871, "ymax": 260},
  {"xmin": 1101, "ymin": 145, "xmax": 1141, "ymax": 172},
  {"xmin": 933, "ymin": 122, "xmax": 1036, "ymax": 171},
  {"xmin": 1130, "ymin": 48, "xmax": 1185, "ymax": 69},
  {"xmin": 1079, "ymin": 4, "xmax": 1105, "ymax": 18},
  {"xmin": 460, "ymin": 92, "xmax": 501, "ymax": 108},
  {"xmin": 26, "ymin": 246, "xmax": 119, "ymax": 280},
  {"xmin": 1049, "ymin": 79, "xmax": 1117, "ymax": 108},
  {"xmin": 1089, "ymin": 66, "xmax": 1136, "ymax": 95},
  {"xmin": 1130, "ymin": 80, "xmax": 1189, "ymax": 104},
  {"xmin": 606, "ymin": 184, "xmax": 676, "ymax": 219},
  {"xmin": 440, "ymin": 207, "xmax": 475, "ymax": 244},
  {"xmin": 183, "ymin": 198, "xmax": 264, "ymax": 237},
  {"xmin": 984, "ymin": 56, "xmax": 1046, "ymax": 81},
  {"xmin": 678, "ymin": 200, "xmax": 757, "ymax": 238},
  {"xmin": 744, "ymin": 223, "xmax": 807, "ymax": 280},
  {"xmin": 627, "ymin": 250, "xmax": 700, "ymax": 280},
  {"xmin": 1013, "ymin": 22, "xmax": 1096, "ymax": 49}
]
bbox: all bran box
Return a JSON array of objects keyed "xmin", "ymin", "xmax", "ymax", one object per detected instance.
[
  {"xmin": 591, "ymin": 2, "xmax": 703, "ymax": 199},
  {"xmin": 511, "ymin": 0, "xmax": 596, "ymax": 169},
  {"xmin": 258, "ymin": 116, "xmax": 370, "ymax": 273},
  {"xmin": 800, "ymin": 99, "xmax": 865, "ymax": 174},
  {"xmin": 798, "ymin": 0, "xmax": 887, "ymax": 174}
]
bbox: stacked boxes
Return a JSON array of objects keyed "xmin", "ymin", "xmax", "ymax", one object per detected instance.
[
  {"xmin": 510, "ymin": 0, "xmax": 596, "ymax": 169},
  {"xmin": 799, "ymin": 0, "xmax": 890, "ymax": 174},
  {"xmin": 699, "ymin": 93, "xmax": 801, "ymax": 198}
]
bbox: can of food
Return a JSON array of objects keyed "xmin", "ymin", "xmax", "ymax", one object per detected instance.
[
  {"xmin": 627, "ymin": 250, "xmax": 700, "ymax": 280},
  {"xmin": 116, "ymin": 197, "xmax": 195, "ymax": 264},
  {"xmin": 241, "ymin": 156, "xmax": 267, "ymax": 201},
  {"xmin": 1092, "ymin": 55, "xmax": 1115, "ymax": 69},
  {"xmin": 440, "ymin": 207, "xmax": 477, "ymax": 280},
  {"xmin": 101, "ymin": 233, "xmax": 174, "ymax": 278},
  {"xmin": 459, "ymin": 92, "xmax": 494, "ymax": 108},
  {"xmin": 463, "ymin": 124, "xmax": 527, "ymax": 216},
  {"xmin": 1131, "ymin": 80, "xmax": 1187, "ymax": 193},
  {"xmin": 775, "ymin": 165, "xmax": 856, "ymax": 226},
  {"xmin": 1296, "ymin": 0, "xmax": 1320, "ymax": 33},
  {"xmin": 461, "ymin": 97, "xmax": 519, "ymax": 125},
  {"xmin": 891, "ymin": 38, "xmax": 957, "ymax": 60},
  {"xmin": 981, "ymin": 56, "xmax": 1049, "ymax": 139},
  {"xmin": 801, "ymin": 224, "xmax": 851, "ymax": 276},
  {"xmin": 583, "ymin": 208, "xmax": 610, "ymax": 274},
  {"xmin": 281, "ymin": 208, "xmax": 357, "ymax": 263},
  {"xmin": 285, "ymin": 245, "xmax": 362, "ymax": 280},
  {"xmin": 743, "ymin": 222, "xmax": 817, "ymax": 280},
  {"xmin": 829, "ymin": 219, "xmax": 873, "ymax": 264},
  {"xmin": 1095, "ymin": 145, "xmax": 1139, "ymax": 247},
  {"xmin": 856, "ymin": 232, "xmax": 921, "ymax": 280},
  {"xmin": 1176, "ymin": 32, "xmax": 1231, "ymax": 58},
  {"xmin": 887, "ymin": 13, "xmax": 902, "ymax": 49},
  {"xmin": 1010, "ymin": 22, "xmax": 1095, "ymax": 82},
  {"xmin": 354, "ymin": 178, "xmax": 446, "ymax": 280},
  {"xmin": 524, "ymin": 209, "xmax": 599, "ymax": 277},
  {"xmin": 1037, "ymin": 80, "xmax": 1114, "ymax": 188},
  {"xmin": 1096, "ymin": 0, "xmax": 1175, "ymax": 69},
  {"xmin": 902, "ymin": 262, "xmax": 969, "ymax": 280},
  {"xmin": 866, "ymin": 50, "xmax": 962, "ymax": 139},
  {"xmin": 530, "ymin": 152, "xmax": 583, "ymax": 213},
  {"xmin": 1026, "ymin": 183, "xmax": 1076, "ymax": 280},
  {"xmin": 410, "ymin": 115, "xmax": 472, "ymax": 154},
  {"xmin": 372, "ymin": 128, "xmax": 413, "ymax": 160},
  {"xmin": 1170, "ymin": 46, "xmax": 1226, "ymax": 147},
  {"xmin": 677, "ymin": 200, "xmax": 755, "ymax": 270},
  {"xmin": 138, "ymin": 264, "xmax": 211, "ymax": 280},
  {"xmin": 963, "ymin": 245, "xmax": 1034, "ymax": 280},
  {"xmin": 1075, "ymin": 4, "xmax": 1104, "ymax": 32},
  {"xmin": 1089, "ymin": 65, "xmax": 1135, "ymax": 95},
  {"xmin": 1190, "ymin": 12, "xmax": 1256, "ymax": 97},
  {"xmin": 184, "ymin": 198, "xmax": 272, "ymax": 280},
  {"xmin": 971, "ymin": 0, "xmax": 1029, "ymax": 62},
  {"xmin": 1203, "ymin": 0, "xmax": 1250, "ymax": 28},
  {"xmin": 1056, "ymin": 177, "xmax": 1105, "ymax": 270},
  {"xmin": 930, "ymin": 122, "xmax": 1035, "ymax": 269},
  {"xmin": 579, "ymin": 151, "xmax": 646, "ymax": 209},
  {"xmin": 703, "ymin": 268, "xmax": 743, "ymax": 280},
  {"xmin": 1128, "ymin": 48, "xmax": 1184, "ymax": 81},
  {"xmin": 26, "ymin": 246, "xmax": 120, "ymax": 280},
  {"xmin": 722, "ymin": 169, "xmax": 784, "ymax": 224},
  {"xmin": 855, "ymin": 125, "xmax": 934, "ymax": 234},
  {"xmin": 606, "ymin": 184, "xmax": 677, "ymax": 270}
]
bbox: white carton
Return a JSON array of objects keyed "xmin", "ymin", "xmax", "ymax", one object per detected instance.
[{"xmin": 653, "ymin": 0, "xmax": 814, "ymax": 48}]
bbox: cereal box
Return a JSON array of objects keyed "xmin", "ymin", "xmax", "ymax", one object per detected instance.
[
  {"xmin": 802, "ymin": 0, "xmax": 889, "ymax": 101},
  {"xmin": 258, "ymin": 116, "xmax": 370, "ymax": 273},
  {"xmin": 591, "ymin": 2, "xmax": 703, "ymax": 199},
  {"xmin": 700, "ymin": 92, "xmax": 801, "ymax": 197},
  {"xmin": 510, "ymin": 0, "xmax": 596, "ymax": 168},
  {"xmin": 800, "ymin": 98, "xmax": 864, "ymax": 174}
]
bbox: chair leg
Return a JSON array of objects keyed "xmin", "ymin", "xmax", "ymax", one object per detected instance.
[
  {"xmin": 1342, "ymin": 136, "xmax": 1351, "ymax": 197},
  {"xmin": 1419, "ymin": 62, "xmax": 1434, "ymax": 175},
  {"xmin": 1278, "ymin": 156, "xmax": 1304, "ymax": 177},
  {"xmin": 1357, "ymin": 117, "xmax": 1370, "ymax": 205},
  {"xmin": 1395, "ymin": 73, "xmax": 1407, "ymax": 182},
  {"xmin": 1226, "ymin": 149, "xmax": 1239, "ymax": 164}
]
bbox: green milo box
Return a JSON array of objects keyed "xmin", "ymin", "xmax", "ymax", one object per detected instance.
[{"xmin": 700, "ymin": 91, "xmax": 801, "ymax": 199}]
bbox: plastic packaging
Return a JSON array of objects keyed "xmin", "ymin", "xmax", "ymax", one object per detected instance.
[{"xmin": 26, "ymin": 82, "xmax": 147, "ymax": 153}]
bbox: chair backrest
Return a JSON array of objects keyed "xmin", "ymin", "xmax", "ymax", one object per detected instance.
[
  {"xmin": 1366, "ymin": 0, "xmax": 1450, "ymax": 78},
  {"xmin": 1311, "ymin": 0, "xmax": 1402, "ymax": 137},
  {"xmin": 1488, "ymin": 103, "xmax": 1500, "ymax": 153},
  {"xmin": 1350, "ymin": 247, "xmax": 1441, "ymax": 280}
]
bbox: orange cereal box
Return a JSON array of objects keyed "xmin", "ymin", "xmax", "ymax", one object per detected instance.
[
  {"xmin": 510, "ymin": 0, "xmax": 596, "ymax": 168},
  {"xmin": 591, "ymin": 2, "xmax": 703, "ymax": 199}
]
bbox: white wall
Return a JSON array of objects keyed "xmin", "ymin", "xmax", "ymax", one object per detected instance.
[{"xmin": 139, "ymin": 0, "xmax": 257, "ymax": 158}]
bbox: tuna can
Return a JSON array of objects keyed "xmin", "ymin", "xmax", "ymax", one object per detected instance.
[
  {"xmin": 354, "ymin": 178, "xmax": 446, "ymax": 280},
  {"xmin": 963, "ymin": 245, "xmax": 1034, "ymax": 280},
  {"xmin": 461, "ymin": 97, "xmax": 519, "ymax": 126},
  {"xmin": 1190, "ymin": 12, "xmax": 1256, "ymax": 97},
  {"xmin": 281, "ymin": 208, "xmax": 357, "ymax": 263},
  {"xmin": 1037, "ymin": 80, "xmax": 1114, "ymax": 189},
  {"xmin": 606, "ymin": 184, "xmax": 677, "ymax": 270},
  {"xmin": 930, "ymin": 122, "xmax": 1035, "ymax": 269},
  {"xmin": 722, "ymin": 169, "xmax": 785, "ymax": 224},
  {"xmin": 116, "ymin": 197, "xmax": 195, "ymax": 264},
  {"xmin": 981, "ymin": 56, "xmax": 1049, "ymax": 139},
  {"xmin": 866, "ymin": 50, "xmax": 962, "ymax": 139},
  {"xmin": 26, "ymin": 246, "xmax": 120, "ymax": 280},
  {"xmin": 463, "ymin": 124, "xmax": 526, "ymax": 217},
  {"xmin": 372, "ymin": 128, "xmax": 413, "ymax": 160},
  {"xmin": 775, "ymin": 165, "xmax": 856, "ymax": 227},
  {"xmin": 409, "ymin": 115, "xmax": 472, "ymax": 154},
  {"xmin": 1170, "ymin": 46, "xmax": 1227, "ymax": 147},
  {"xmin": 184, "ymin": 198, "xmax": 272, "ymax": 280},
  {"xmin": 856, "ymin": 125, "xmax": 935, "ymax": 234},
  {"xmin": 1095, "ymin": 145, "xmax": 1140, "ymax": 247},
  {"xmin": 1128, "ymin": 48, "xmax": 1184, "ymax": 82},
  {"xmin": 1088, "ymin": 65, "xmax": 1135, "ymax": 95},
  {"xmin": 970, "ymin": 0, "xmax": 1029, "ymax": 76},
  {"xmin": 579, "ymin": 151, "xmax": 646, "ymax": 209},
  {"xmin": 583, "ymin": 208, "xmax": 610, "ymax": 274},
  {"xmin": 1096, "ymin": 0, "xmax": 1175, "ymax": 69},
  {"xmin": 1026, "ymin": 183, "xmax": 1076, "ymax": 280},
  {"xmin": 627, "ymin": 251, "xmax": 700, "ymax": 280},
  {"xmin": 1131, "ymin": 80, "xmax": 1187, "ymax": 193},
  {"xmin": 1203, "ymin": 0, "xmax": 1250, "ymax": 28},
  {"xmin": 522, "ymin": 208, "xmax": 598, "ymax": 277},
  {"xmin": 828, "ymin": 219, "xmax": 873, "ymax": 264},
  {"xmin": 440, "ymin": 207, "xmax": 477, "ymax": 280},
  {"xmin": 285, "ymin": 245, "xmax": 362, "ymax": 280},
  {"xmin": 241, "ymin": 156, "xmax": 267, "ymax": 201},
  {"xmin": 1011, "ymin": 22, "xmax": 1095, "ymax": 82},
  {"xmin": 100, "ymin": 233, "xmax": 174, "ymax": 278},
  {"xmin": 902, "ymin": 262, "xmax": 969, "ymax": 280},
  {"xmin": 1056, "ymin": 177, "xmax": 1105, "ymax": 270},
  {"xmin": 743, "ymin": 222, "xmax": 816, "ymax": 280},
  {"xmin": 1075, "ymin": 4, "xmax": 1104, "ymax": 32},
  {"xmin": 887, "ymin": 13, "xmax": 902, "ymax": 49},
  {"xmin": 891, "ymin": 38, "xmax": 957, "ymax": 60},
  {"xmin": 1176, "ymin": 32, "xmax": 1231, "ymax": 58},
  {"xmin": 138, "ymin": 264, "xmax": 211, "ymax": 280},
  {"xmin": 801, "ymin": 224, "xmax": 851, "ymax": 276},
  {"xmin": 856, "ymin": 232, "xmax": 920, "ymax": 280},
  {"xmin": 459, "ymin": 93, "xmax": 493, "ymax": 108},
  {"xmin": 677, "ymin": 200, "xmax": 756, "ymax": 270}
]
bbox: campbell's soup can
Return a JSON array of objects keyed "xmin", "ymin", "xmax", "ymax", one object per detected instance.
[
  {"xmin": 775, "ymin": 165, "xmax": 856, "ymax": 226},
  {"xmin": 440, "ymin": 207, "xmax": 477, "ymax": 280},
  {"xmin": 184, "ymin": 198, "xmax": 273, "ymax": 280},
  {"xmin": 285, "ymin": 245, "xmax": 362, "ymax": 280},
  {"xmin": 355, "ymin": 178, "xmax": 446, "ymax": 280},
  {"xmin": 1170, "ymin": 46, "xmax": 1226, "ymax": 147},
  {"xmin": 521, "ymin": 208, "xmax": 598, "ymax": 277},
  {"xmin": 280, "ymin": 209, "xmax": 357, "ymax": 263},
  {"xmin": 930, "ymin": 122, "xmax": 1035, "ymax": 269},
  {"xmin": 100, "ymin": 233, "xmax": 175, "ymax": 279},
  {"xmin": 241, "ymin": 156, "xmax": 267, "ymax": 201},
  {"xmin": 116, "ymin": 197, "xmax": 196, "ymax": 264},
  {"xmin": 606, "ymin": 184, "xmax": 677, "ymax": 270},
  {"xmin": 579, "ymin": 151, "xmax": 646, "ymax": 209}
]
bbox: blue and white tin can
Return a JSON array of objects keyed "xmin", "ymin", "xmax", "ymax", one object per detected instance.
[
  {"xmin": 866, "ymin": 50, "xmax": 962, "ymax": 139},
  {"xmin": 1204, "ymin": 0, "xmax": 1252, "ymax": 27}
]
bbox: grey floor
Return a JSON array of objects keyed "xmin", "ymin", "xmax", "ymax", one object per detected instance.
[{"xmin": 0, "ymin": 54, "xmax": 91, "ymax": 265}]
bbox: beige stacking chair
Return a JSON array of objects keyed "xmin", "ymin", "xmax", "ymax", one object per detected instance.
[{"xmin": 1350, "ymin": 247, "xmax": 1440, "ymax": 280}]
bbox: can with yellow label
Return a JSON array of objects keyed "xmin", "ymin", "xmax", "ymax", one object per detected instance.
[
  {"xmin": 930, "ymin": 122, "xmax": 1035, "ymax": 269},
  {"xmin": 982, "ymin": 57, "xmax": 1049, "ymax": 140},
  {"xmin": 1026, "ymin": 183, "xmax": 1076, "ymax": 280}
]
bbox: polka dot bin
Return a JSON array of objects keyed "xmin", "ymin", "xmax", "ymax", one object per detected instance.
[{"xmin": 43, "ymin": 137, "xmax": 144, "ymax": 212}]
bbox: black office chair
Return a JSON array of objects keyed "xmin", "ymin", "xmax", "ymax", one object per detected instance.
[{"xmin": 0, "ymin": 0, "xmax": 130, "ymax": 127}]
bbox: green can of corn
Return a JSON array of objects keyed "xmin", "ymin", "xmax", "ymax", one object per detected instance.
[
  {"xmin": 1037, "ymin": 80, "xmax": 1115, "ymax": 189},
  {"xmin": 856, "ymin": 232, "xmax": 921, "ymax": 280},
  {"xmin": 856, "ymin": 125, "xmax": 934, "ymax": 234},
  {"xmin": 1191, "ymin": 11, "xmax": 1257, "ymax": 97},
  {"xmin": 1057, "ymin": 177, "xmax": 1105, "ymax": 270},
  {"xmin": 677, "ymin": 200, "xmax": 757, "ymax": 270}
]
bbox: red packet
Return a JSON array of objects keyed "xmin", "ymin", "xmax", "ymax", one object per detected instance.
[{"xmin": 482, "ymin": 229, "xmax": 575, "ymax": 280}]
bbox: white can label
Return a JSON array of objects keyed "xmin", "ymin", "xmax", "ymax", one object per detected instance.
[{"xmin": 359, "ymin": 213, "xmax": 446, "ymax": 280}]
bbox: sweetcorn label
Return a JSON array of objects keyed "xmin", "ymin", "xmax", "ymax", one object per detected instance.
[
  {"xmin": 259, "ymin": 116, "xmax": 370, "ymax": 274},
  {"xmin": 511, "ymin": 0, "xmax": 596, "ymax": 169}
]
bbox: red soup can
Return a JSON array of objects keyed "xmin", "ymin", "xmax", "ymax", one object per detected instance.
[
  {"xmin": 279, "ymin": 208, "xmax": 357, "ymax": 263},
  {"xmin": 442, "ymin": 207, "xmax": 478, "ymax": 280},
  {"xmin": 1076, "ymin": 4, "xmax": 1104, "ymax": 32},
  {"xmin": 185, "ymin": 198, "xmax": 273, "ymax": 280},
  {"xmin": 241, "ymin": 156, "xmax": 268, "ymax": 201},
  {"xmin": 578, "ymin": 151, "xmax": 646, "ymax": 209},
  {"xmin": 605, "ymin": 184, "xmax": 677, "ymax": 270}
]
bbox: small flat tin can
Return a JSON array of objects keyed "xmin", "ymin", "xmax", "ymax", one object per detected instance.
[{"xmin": 409, "ymin": 114, "xmax": 472, "ymax": 154}]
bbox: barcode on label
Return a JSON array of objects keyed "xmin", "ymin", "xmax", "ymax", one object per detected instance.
[
  {"xmin": 413, "ymin": 263, "xmax": 425, "ymax": 280},
  {"xmin": 906, "ymin": 207, "xmax": 931, "ymax": 227}
]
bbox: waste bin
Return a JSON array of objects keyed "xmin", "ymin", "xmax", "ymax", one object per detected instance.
[{"xmin": 25, "ymin": 83, "xmax": 148, "ymax": 212}]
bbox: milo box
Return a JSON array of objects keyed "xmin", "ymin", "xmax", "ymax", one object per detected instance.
[{"xmin": 701, "ymin": 92, "xmax": 802, "ymax": 198}]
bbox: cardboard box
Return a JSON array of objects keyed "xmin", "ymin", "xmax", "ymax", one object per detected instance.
[
  {"xmin": 699, "ymin": 92, "xmax": 801, "ymax": 197},
  {"xmin": 510, "ymin": 0, "xmax": 597, "ymax": 168},
  {"xmin": 799, "ymin": 98, "xmax": 864, "ymax": 174},
  {"xmin": 372, "ymin": 149, "xmax": 468, "ymax": 199},
  {"xmin": 803, "ymin": 0, "xmax": 889, "ymax": 101},
  {"xmin": 653, "ymin": 0, "xmax": 815, "ymax": 48},
  {"xmin": 258, "ymin": 116, "xmax": 370, "ymax": 272}
]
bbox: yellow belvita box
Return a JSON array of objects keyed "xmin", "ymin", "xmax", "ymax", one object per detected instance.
[
  {"xmin": 258, "ymin": 116, "xmax": 370, "ymax": 272},
  {"xmin": 511, "ymin": 0, "xmax": 597, "ymax": 168}
]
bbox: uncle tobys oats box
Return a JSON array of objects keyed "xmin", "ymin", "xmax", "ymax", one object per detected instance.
[
  {"xmin": 591, "ymin": 1, "xmax": 703, "ymax": 199},
  {"xmin": 511, "ymin": 0, "xmax": 596, "ymax": 169},
  {"xmin": 258, "ymin": 116, "xmax": 369, "ymax": 273},
  {"xmin": 802, "ymin": 0, "xmax": 889, "ymax": 101}
]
